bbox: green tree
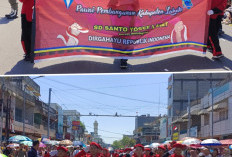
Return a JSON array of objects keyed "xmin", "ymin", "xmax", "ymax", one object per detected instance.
[
  {"xmin": 112, "ymin": 136, "xmax": 136, "ymax": 149},
  {"xmin": 112, "ymin": 140, "xmax": 123, "ymax": 149}
]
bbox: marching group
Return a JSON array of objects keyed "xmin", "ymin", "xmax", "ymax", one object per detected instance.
[{"xmin": 1, "ymin": 140, "xmax": 232, "ymax": 157}]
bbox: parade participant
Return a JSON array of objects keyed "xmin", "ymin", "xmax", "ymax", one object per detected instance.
[
  {"xmin": 75, "ymin": 142, "xmax": 102, "ymax": 157},
  {"xmin": 170, "ymin": 143, "xmax": 186, "ymax": 157},
  {"xmin": 132, "ymin": 144, "xmax": 144, "ymax": 157},
  {"xmin": 57, "ymin": 146, "xmax": 69, "ymax": 157},
  {"xmin": 5, "ymin": 0, "xmax": 18, "ymax": 19},
  {"xmin": 73, "ymin": 146, "xmax": 81, "ymax": 156},
  {"xmin": 156, "ymin": 145, "xmax": 166, "ymax": 157},
  {"xmin": 19, "ymin": 0, "xmax": 34, "ymax": 61},
  {"xmin": 28, "ymin": 140, "xmax": 39, "ymax": 157},
  {"xmin": 104, "ymin": 148, "xmax": 111, "ymax": 157},
  {"xmin": 144, "ymin": 148, "xmax": 152, "ymax": 157},
  {"xmin": 124, "ymin": 148, "xmax": 132, "ymax": 157},
  {"xmin": 207, "ymin": 0, "xmax": 227, "ymax": 59}
]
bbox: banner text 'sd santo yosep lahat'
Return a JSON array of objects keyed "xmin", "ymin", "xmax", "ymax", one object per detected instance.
[{"xmin": 34, "ymin": 0, "xmax": 209, "ymax": 62}]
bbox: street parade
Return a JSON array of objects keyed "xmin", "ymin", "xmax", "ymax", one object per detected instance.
[{"xmin": 1, "ymin": 137, "xmax": 232, "ymax": 157}]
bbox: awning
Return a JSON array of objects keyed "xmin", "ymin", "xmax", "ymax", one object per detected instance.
[
  {"xmin": 207, "ymin": 102, "xmax": 227, "ymax": 112},
  {"xmin": 172, "ymin": 118, "xmax": 188, "ymax": 124},
  {"xmin": 198, "ymin": 109, "xmax": 209, "ymax": 115}
]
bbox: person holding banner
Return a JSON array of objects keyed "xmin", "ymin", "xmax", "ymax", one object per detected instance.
[
  {"xmin": 207, "ymin": 0, "xmax": 227, "ymax": 59},
  {"xmin": 19, "ymin": 0, "xmax": 34, "ymax": 61},
  {"xmin": 108, "ymin": 0, "xmax": 139, "ymax": 69}
]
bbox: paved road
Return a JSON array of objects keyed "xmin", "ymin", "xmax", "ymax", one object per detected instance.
[{"xmin": 1, "ymin": 1, "xmax": 232, "ymax": 74}]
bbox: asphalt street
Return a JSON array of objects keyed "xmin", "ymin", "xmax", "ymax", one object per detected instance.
[{"xmin": 0, "ymin": 1, "xmax": 232, "ymax": 75}]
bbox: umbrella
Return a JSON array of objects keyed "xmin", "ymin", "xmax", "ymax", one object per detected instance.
[
  {"xmin": 163, "ymin": 140, "xmax": 172, "ymax": 144},
  {"xmin": 0, "ymin": 154, "xmax": 7, "ymax": 157},
  {"xmin": 220, "ymin": 139, "xmax": 232, "ymax": 145},
  {"xmin": 73, "ymin": 141, "xmax": 84, "ymax": 146},
  {"xmin": 20, "ymin": 141, "xmax": 33, "ymax": 146},
  {"xmin": 150, "ymin": 143, "xmax": 160, "ymax": 148},
  {"xmin": 39, "ymin": 142, "xmax": 46, "ymax": 148},
  {"xmin": 42, "ymin": 138, "xmax": 51, "ymax": 145},
  {"xmin": 229, "ymin": 145, "xmax": 232, "ymax": 149},
  {"xmin": 144, "ymin": 145, "xmax": 150, "ymax": 148},
  {"xmin": 8, "ymin": 135, "xmax": 32, "ymax": 143},
  {"xmin": 6, "ymin": 143, "xmax": 19, "ymax": 148},
  {"xmin": 182, "ymin": 138, "xmax": 201, "ymax": 145},
  {"xmin": 60, "ymin": 140, "xmax": 73, "ymax": 146},
  {"xmin": 181, "ymin": 137, "xmax": 196, "ymax": 141},
  {"xmin": 201, "ymin": 139, "xmax": 222, "ymax": 146}
]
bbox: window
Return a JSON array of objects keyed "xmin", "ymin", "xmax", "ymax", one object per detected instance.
[
  {"xmin": 204, "ymin": 114, "xmax": 209, "ymax": 125},
  {"xmin": 169, "ymin": 89, "xmax": 172, "ymax": 98},
  {"xmin": 15, "ymin": 108, "xmax": 23, "ymax": 122},
  {"xmin": 219, "ymin": 110, "xmax": 228, "ymax": 121}
]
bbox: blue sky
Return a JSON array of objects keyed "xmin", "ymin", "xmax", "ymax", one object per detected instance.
[{"xmin": 33, "ymin": 74, "xmax": 170, "ymax": 144}]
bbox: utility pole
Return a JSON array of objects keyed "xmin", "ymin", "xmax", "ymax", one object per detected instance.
[
  {"xmin": 47, "ymin": 88, "xmax": 52, "ymax": 138},
  {"xmin": 210, "ymin": 74, "xmax": 214, "ymax": 138},
  {"xmin": 5, "ymin": 96, "xmax": 11, "ymax": 144},
  {"xmin": 187, "ymin": 91, "xmax": 191, "ymax": 137},
  {"xmin": 23, "ymin": 85, "xmax": 26, "ymax": 136},
  {"xmin": 0, "ymin": 78, "xmax": 5, "ymax": 145}
]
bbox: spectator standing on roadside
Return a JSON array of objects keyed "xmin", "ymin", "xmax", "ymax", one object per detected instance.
[{"xmin": 5, "ymin": 0, "xmax": 18, "ymax": 19}]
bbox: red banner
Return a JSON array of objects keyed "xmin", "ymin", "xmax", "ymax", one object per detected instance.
[
  {"xmin": 72, "ymin": 121, "xmax": 80, "ymax": 126},
  {"xmin": 34, "ymin": 0, "xmax": 210, "ymax": 62}
]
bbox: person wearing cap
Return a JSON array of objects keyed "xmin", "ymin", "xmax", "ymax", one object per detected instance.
[
  {"xmin": 155, "ymin": 145, "xmax": 166, "ymax": 157},
  {"xmin": 207, "ymin": 0, "xmax": 227, "ymax": 59},
  {"xmin": 132, "ymin": 144, "xmax": 144, "ymax": 157},
  {"xmin": 169, "ymin": 144, "xmax": 186, "ymax": 157},
  {"xmin": 102, "ymin": 148, "xmax": 110, "ymax": 157},
  {"xmin": 143, "ymin": 148, "xmax": 152, "ymax": 157},
  {"xmin": 123, "ymin": 148, "xmax": 132, "ymax": 157},
  {"xmin": 73, "ymin": 146, "xmax": 81, "ymax": 156},
  {"xmin": 57, "ymin": 146, "xmax": 69, "ymax": 157},
  {"xmin": 75, "ymin": 142, "xmax": 102, "ymax": 157}
]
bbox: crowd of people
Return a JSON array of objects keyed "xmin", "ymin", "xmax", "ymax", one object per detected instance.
[{"xmin": 1, "ymin": 140, "xmax": 232, "ymax": 157}]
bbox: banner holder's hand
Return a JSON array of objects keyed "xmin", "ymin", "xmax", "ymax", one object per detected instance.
[{"xmin": 207, "ymin": 10, "xmax": 214, "ymax": 15}]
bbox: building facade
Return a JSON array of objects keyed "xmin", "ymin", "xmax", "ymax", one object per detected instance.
[{"xmin": 167, "ymin": 73, "xmax": 228, "ymax": 140}]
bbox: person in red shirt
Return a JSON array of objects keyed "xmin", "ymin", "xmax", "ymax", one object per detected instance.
[
  {"xmin": 207, "ymin": 0, "xmax": 227, "ymax": 59},
  {"xmin": 57, "ymin": 146, "xmax": 69, "ymax": 157},
  {"xmin": 19, "ymin": 0, "xmax": 34, "ymax": 61},
  {"xmin": 143, "ymin": 148, "xmax": 152, "ymax": 157},
  {"xmin": 102, "ymin": 148, "xmax": 110, "ymax": 157},
  {"xmin": 75, "ymin": 142, "xmax": 103, "ymax": 157},
  {"xmin": 123, "ymin": 148, "xmax": 132, "ymax": 157},
  {"xmin": 169, "ymin": 144, "xmax": 186, "ymax": 157},
  {"xmin": 132, "ymin": 144, "xmax": 144, "ymax": 157},
  {"xmin": 155, "ymin": 145, "xmax": 166, "ymax": 157}
]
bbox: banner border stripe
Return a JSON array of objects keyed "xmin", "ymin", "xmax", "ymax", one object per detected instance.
[{"xmin": 34, "ymin": 41, "xmax": 206, "ymax": 54}]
